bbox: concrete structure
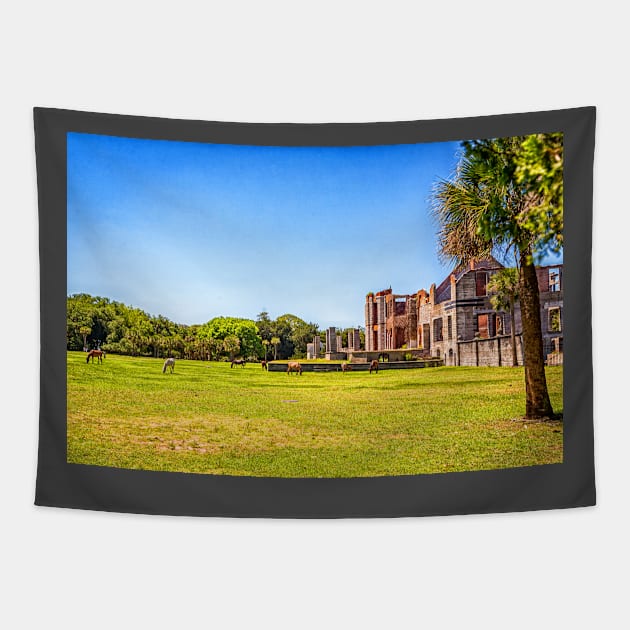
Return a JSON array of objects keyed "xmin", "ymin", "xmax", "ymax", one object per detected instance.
[
  {"xmin": 313, "ymin": 334, "xmax": 321, "ymax": 356},
  {"xmin": 306, "ymin": 334, "xmax": 322, "ymax": 360},
  {"xmin": 365, "ymin": 259, "xmax": 563, "ymax": 367},
  {"xmin": 325, "ymin": 327, "xmax": 337, "ymax": 353},
  {"xmin": 323, "ymin": 326, "xmax": 365, "ymax": 360},
  {"xmin": 348, "ymin": 328, "xmax": 361, "ymax": 351}
]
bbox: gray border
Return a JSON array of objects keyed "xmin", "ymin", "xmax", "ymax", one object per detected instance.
[{"xmin": 34, "ymin": 107, "xmax": 595, "ymax": 517}]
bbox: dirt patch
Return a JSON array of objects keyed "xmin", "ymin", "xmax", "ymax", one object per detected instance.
[{"xmin": 75, "ymin": 414, "xmax": 356, "ymax": 455}]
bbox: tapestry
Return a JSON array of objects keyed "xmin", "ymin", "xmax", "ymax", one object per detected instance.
[{"xmin": 34, "ymin": 107, "xmax": 595, "ymax": 517}]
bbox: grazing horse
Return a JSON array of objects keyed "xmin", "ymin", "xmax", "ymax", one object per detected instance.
[
  {"xmin": 287, "ymin": 361, "xmax": 302, "ymax": 376},
  {"xmin": 341, "ymin": 363, "xmax": 352, "ymax": 373},
  {"xmin": 86, "ymin": 349, "xmax": 104, "ymax": 364},
  {"xmin": 261, "ymin": 360, "xmax": 268, "ymax": 371},
  {"xmin": 162, "ymin": 357, "xmax": 175, "ymax": 374},
  {"xmin": 369, "ymin": 359, "xmax": 379, "ymax": 374},
  {"xmin": 231, "ymin": 358, "xmax": 246, "ymax": 368}
]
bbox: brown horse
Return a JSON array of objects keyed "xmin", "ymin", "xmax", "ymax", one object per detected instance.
[
  {"xmin": 341, "ymin": 363, "xmax": 352, "ymax": 373},
  {"xmin": 86, "ymin": 349, "xmax": 105, "ymax": 364},
  {"xmin": 231, "ymin": 358, "xmax": 246, "ymax": 368},
  {"xmin": 369, "ymin": 359, "xmax": 379, "ymax": 374},
  {"xmin": 287, "ymin": 361, "xmax": 302, "ymax": 376},
  {"xmin": 261, "ymin": 360, "xmax": 268, "ymax": 370}
]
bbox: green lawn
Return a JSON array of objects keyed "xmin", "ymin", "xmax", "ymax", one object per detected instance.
[{"xmin": 67, "ymin": 351, "xmax": 563, "ymax": 477}]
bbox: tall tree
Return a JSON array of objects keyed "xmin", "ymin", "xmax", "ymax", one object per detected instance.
[
  {"xmin": 223, "ymin": 335, "xmax": 241, "ymax": 360},
  {"xmin": 274, "ymin": 314, "xmax": 319, "ymax": 359},
  {"xmin": 433, "ymin": 134, "xmax": 561, "ymax": 419},
  {"xmin": 270, "ymin": 336, "xmax": 280, "ymax": 361},
  {"xmin": 79, "ymin": 326, "xmax": 91, "ymax": 351},
  {"xmin": 256, "ymin": 311, "xmax": 273, "ymax": 341},
  {"xmin": 487, "ymin": 268, "xmax": 520, "ymax": 367}
]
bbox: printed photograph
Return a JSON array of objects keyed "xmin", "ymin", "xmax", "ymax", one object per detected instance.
[{"xmin": 67, "ymin": 131, "xmax": 564, "ymax": 477}]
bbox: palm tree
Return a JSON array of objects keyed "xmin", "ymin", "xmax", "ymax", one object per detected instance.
[
  {"xmin": 487, "ymin": 268, "xmax": 520, "ymax": 367},
  {"xmin": 432, "ymin": 136, "xmax": 556, "ymax": 419},
  {"xmin": 79, "ymin": 325, "xmax": 91, "ymax": 351},
  {"xmin": 262, "ymin": 339, "xmax": 270, "ymax": 361},
  {"xmin": 223, "ymin": 335, "xmax": 241, "ymax": 361},
  {"xmin": 270, "ymin": 336, "xmax": 280, "ymax": 361}
]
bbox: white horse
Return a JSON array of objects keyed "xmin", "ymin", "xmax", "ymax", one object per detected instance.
[{"xmin": 162, "ymin": 357, "xmax": 175, "ymax": 374}]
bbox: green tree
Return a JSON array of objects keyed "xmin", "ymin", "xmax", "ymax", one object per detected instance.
[
  {"xmin": 270, "ymin": 336, "xmax": 280, "ymax": 360},
  {"xmin": 256, "ymin": 311, "xmax": 274, "ymax": 341},
  {"xmin": 270, "ymin": 318, "xmax": 292, "ymax": 359},
  {"xmin": 262, "ymin": 339, "xmax": 270, "ymax": 360},
  {"xmin": 515, "ymin": 133, "xmax": 563, "ymax": 257},
  {"xmin": 290, "ymin": 320, "xmax": 319, "ymax": 358},
  {"xmin": 487, "ymin": 268, "xmax": 520, "ymax": 367},
  {"xmin": 66, "ymin": 294, "xmax": 95, "ymax": 349},
  {"xmin": 274, "ymin": 314, "xmax": 319, "ymax": 359},
  {"xmin": 432, "ymin": 134, "xmax": 561, "ymax": 419},
  {"xmin": 79, "ymin": 326, "xmax": 91, "ymax": 351},
  {"xmin": 198, "ymin": 317, "xmax": 263, "ymax": 359},
  {"xmin": 223, "ymin": 335, "xmax": 241, "ymax": 360}
]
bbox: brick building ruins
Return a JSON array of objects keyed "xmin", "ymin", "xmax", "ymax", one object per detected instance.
[{"xmin": 365, "ymin": 258, "xmax": 563, "ymax": 366}]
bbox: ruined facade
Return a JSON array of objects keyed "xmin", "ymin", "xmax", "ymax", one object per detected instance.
[
  {"xmin": 365, "ymin": 259, "xmax": 563, "ymax": 366},
  {"xmin": 364, "ymin": 289, "xmax": 418, "ymax": 352}
]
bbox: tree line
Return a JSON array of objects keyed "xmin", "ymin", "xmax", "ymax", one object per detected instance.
[{"xmin": 67, "ymin": 294, "xmax": 333, "ymax": 361}]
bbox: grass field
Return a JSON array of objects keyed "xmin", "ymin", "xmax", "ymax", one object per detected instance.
[{"xmin": 67, "ymin": 351, "xmax": 563, "ymax": 477}]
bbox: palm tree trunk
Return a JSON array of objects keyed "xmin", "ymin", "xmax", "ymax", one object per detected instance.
[
  {"xmin": 509, "ymin": 297, "xmax": 518, "ymax": 367},
  {"xmin": 519, "ymin": 250, "xmax": 554, "ymax": 419}
]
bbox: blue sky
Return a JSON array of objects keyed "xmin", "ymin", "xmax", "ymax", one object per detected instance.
[{"xmin": 67, "ymin": 133, "xmax": 560, "ymax": 328}]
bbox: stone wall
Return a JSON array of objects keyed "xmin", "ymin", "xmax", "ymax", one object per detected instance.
[{"xmin": 457, "ymin": 335, "xmax": 524, "ymax": 367}]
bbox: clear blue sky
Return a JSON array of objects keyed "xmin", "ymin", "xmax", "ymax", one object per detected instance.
[{"xmin": 67, "ymin": 132, "xmax": 560, "ymax": 329}]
